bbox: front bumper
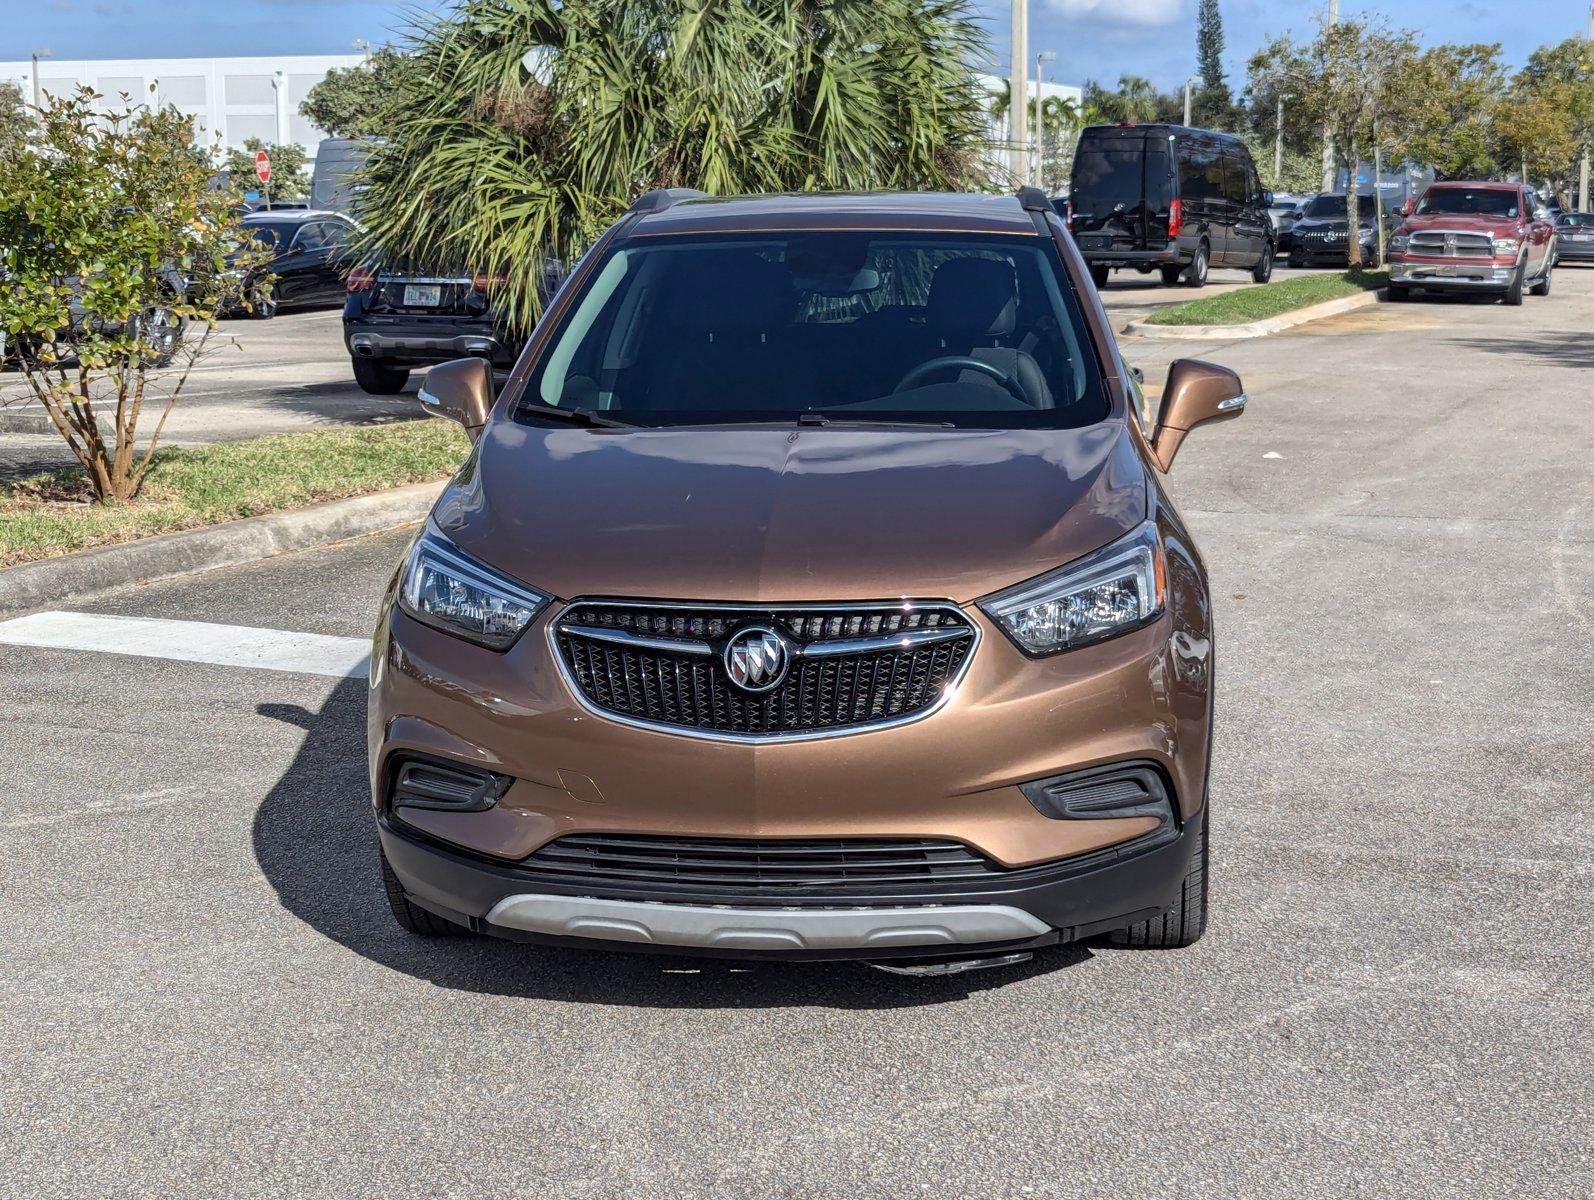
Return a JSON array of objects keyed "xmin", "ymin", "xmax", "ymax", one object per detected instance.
[
  {"xmin": 376, "ymin": 808, "xmax": 1200, "ymax": 960},
  {"xmin": 1389, "ymin": 259, "xmax": 1517, "ymax": 288},
  {"xmin": 368, "ymin": 516, "xmax": 1215, "ymax": 959}
]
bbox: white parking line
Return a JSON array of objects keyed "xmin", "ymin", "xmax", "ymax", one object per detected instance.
[{"xmin": 0, "ymin": 611, "xmax": 370, "ymax": 678}]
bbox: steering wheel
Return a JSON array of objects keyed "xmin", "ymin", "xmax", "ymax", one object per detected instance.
[{"xmin": 892, "ymin": 355, "xmax": 1030, "ymax": 406}]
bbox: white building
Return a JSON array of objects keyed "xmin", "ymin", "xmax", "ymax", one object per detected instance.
[{"xmin": 0, "ymin": 54, "xmax": 363, "ymax": 164}]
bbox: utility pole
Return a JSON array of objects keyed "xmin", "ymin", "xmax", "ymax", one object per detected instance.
[
  {"xmin": 1009, "ymin": 0, "xmax": 1029, "ymax": 183},
  {"xmin": 1322, "ymin": 0, "xmax": 1339, "ymax": 192},
  {"xmin": 30, "ymin": 48, "xmax": 51, "ymax": 111},
  {"xmin": 1275, "ymin": 93, "xmax": 1285, "ymax": 182},
  {"xmin": 1580, "ymin": 4, "xmax": 1591, "ymax": 211},
  {"xmin": 1035, "ymin": 51, "xmax": 1055, "ymax": 192}
]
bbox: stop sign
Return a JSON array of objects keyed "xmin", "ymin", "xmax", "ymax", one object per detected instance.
[{"xmin": 255, "ymin": 150, "xmax": 271, "ymax": 183}]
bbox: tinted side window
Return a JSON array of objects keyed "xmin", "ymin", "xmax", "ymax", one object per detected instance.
[
  {"xmin": 293, "ymin": 223, "xmax": 329, "ymax": 251},
  {"xmin": 1181, "ymin": 140, "xmax": 1222, "ymax": 203},
  {"xmin": 1220, "ymin": 154, "xmax": 1246, "ymax": 205}
]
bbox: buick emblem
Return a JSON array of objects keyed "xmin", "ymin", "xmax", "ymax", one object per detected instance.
[{"xmin": 724, "ymin": 626, "xmax": 789, "ymax": 692}]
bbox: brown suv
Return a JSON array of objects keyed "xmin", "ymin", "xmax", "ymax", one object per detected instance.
[
  {"xmin": 369, "ymin": 188, "xmax": 1246, "ymax": 970},
  {"xmin": 1387, "ymin": 182, "xmax": 1557, "ymax": 304}
]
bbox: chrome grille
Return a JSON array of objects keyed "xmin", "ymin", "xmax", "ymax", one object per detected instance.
[
  {"xmin": 1408, "ymin": 231, "xmax": 1494, "ymax": 258},
  {"xmin": 553, "ymin": 600, "xmax": 977, "ymax": 740},
  {"xmin": 525, "ymin": 833, "xmax": 1003, "ymax": 891}
]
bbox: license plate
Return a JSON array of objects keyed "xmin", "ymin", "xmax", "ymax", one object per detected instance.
[
  {"xmin": 1570, "ymin": 233, "xmax": 1593, "ymax": 242},
  {"xmin": 403, "ymin": 284, "xmax": 442, "ymax": 306}
]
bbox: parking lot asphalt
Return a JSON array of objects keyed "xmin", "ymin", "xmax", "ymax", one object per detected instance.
[
  {"xmin": 2, "ymin": 268, "xmax": 1591, "ymax": 1198},
  {"xmin": 0, "ymin": 305, "xmax": 419, "ymax": 483}
]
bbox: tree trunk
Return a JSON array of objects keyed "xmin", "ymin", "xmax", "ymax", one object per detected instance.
[{"xmin": 1346, "ymin": 129, "xmax": 1362, "ymax": 271}]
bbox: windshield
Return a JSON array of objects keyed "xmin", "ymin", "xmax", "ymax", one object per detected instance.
[
  {"xmin": 238, "ymin": 223, "xmax": 292, "ymax": 249},
  {"xmin": 517, "ymin": 232, "xmax": 1108, "ymax": 429},
  {"xmin": 1416, "ymin": 189, "xmax": 1519, "ymax": 217},
  {"xmin": 1557, "ymin": 213, "xmax": 1594, "ymax": 227}
]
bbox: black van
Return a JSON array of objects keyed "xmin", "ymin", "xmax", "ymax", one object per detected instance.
[{"xmin": 1064, "ymin": 124, "xmax": 1275, "ymax": 289}]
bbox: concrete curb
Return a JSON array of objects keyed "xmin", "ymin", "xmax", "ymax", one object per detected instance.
[
  {"xmin": 0, "ymin": 404, "xmax": 60, "ymax": 435},
  {"xmin": 1123, "ymin": 287, "xmax": 1385, "ymax": 340},
  {"xmin": 0, "ymin": 481, "xmax": 444, "ymax": 616}
]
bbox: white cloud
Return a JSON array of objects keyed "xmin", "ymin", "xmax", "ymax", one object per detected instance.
[{"xmin": 1044, "ymin": 0, "xmax": 1185, "ymax": 27}]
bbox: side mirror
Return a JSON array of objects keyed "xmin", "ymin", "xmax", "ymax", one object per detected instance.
[
  {"xmin": 419, "ymin": 356, "xmax": 495, "ymax": 439},
  {"xmin": 1150, "ymin": 358, "xmax": 1245, "ymax": 472}
]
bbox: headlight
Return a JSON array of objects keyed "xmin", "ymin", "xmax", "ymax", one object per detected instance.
[
  {"xmin": 1389, "ymin": 234, "xmax": 1409, "ymax": 252},
  {"xmin": 1492, "ymin": 237, "xmax": 1521, "ymax": 255},
  {"xmin": 398, "ymin": 528, "xmax": 550, "ymax": 649},
  {"xmin": 979, "ymin": 521, "xmax": 1165, "ymax": 656}
]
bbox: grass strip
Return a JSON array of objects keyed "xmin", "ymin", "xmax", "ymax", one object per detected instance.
[
  {"xmin": 1145, "ymin": 270, "xmax": 1389, "ymax": 326},
  {"xmin": 0, "ymin": 420, "xmax": 469, "ymax": 567}
]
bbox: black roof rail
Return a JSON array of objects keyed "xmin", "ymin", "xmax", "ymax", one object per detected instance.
[
  {"xmin": 627, "ymin": 188, "xmax": 709, "ymax": 215},
  {"xmin": 1016, "ymin": 185, "xmax": 1052, "ymax": 213}
]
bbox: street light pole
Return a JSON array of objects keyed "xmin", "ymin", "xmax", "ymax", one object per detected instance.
[
  {"xmin": 1580, "ymin": 4, "xmax": 1591, "ymax": 211},
  {"xmin": 1035, "ymin": 50, "xmax": 1055, "ymax": 192},
  {"xmin": 1275, "ymin": 93, "xmax": 1285, "ymax": 182},
  {"xmin": 1009, "ymin": 0, "xmax": 1029, "ymax": 183},
  {"xmin": 30, "ymin": 48, "xmax": 51, "ymax": 111},
  {"xmin": 1322, "ymin": 0, "xmax": 1339, "ymax": 192}
]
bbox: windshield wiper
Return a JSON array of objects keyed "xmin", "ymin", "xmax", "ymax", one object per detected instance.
[
  {"xmin": 796, "ymin": 412, "xmax": 954, "ymax": 428},
  {"xmin": 521, "ymin": 404, "xmax": 637, "ymax": 429}
]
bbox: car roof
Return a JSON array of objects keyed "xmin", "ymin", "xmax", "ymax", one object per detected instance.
[
  {"xmin": 625, "ymin": 191, "xmax": 1041, "ymax": 238},
  {"xmin": 240, "ymin": 210, "xmax": 348, "ymax": 224}
]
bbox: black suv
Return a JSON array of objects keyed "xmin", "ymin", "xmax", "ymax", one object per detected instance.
[
  {"xmin": 1065, "ymin": 123, "xmax": 1274, "ymax": 289},
  {"xmin": 342, "ymin": 262, "xmax": 561, "ymax": 395}
]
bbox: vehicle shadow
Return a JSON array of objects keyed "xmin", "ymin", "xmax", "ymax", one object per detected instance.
[
  {"xmin": 250, "ymin": 678, "xmax": 1090, "ymax": 1009},
  {"xmin": 1444, "ymin": 330, "xmax": 1594, "ymax": 369}
]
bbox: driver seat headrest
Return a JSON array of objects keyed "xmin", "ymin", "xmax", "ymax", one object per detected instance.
[{"xmin": 927, "ymin": 257, "xmax": 1018, "ymax": 340}]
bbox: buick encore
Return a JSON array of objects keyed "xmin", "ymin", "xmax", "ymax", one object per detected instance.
[{"xmin": 369, "ymin": 188, "xmax": 1247, "ymax": 970}]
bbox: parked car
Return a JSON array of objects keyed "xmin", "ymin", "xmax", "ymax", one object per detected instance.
[
  {"xmin": 1066, "ymin": 123, "xmax": 1275, "ymax": 289},
  {"xmin": 369, "ymin": 187, "xmax": 1248, "ymax": 970},
  {"xmin": 1553, "ymin": 212, "xmax": 1594, "ymax": 264},
  {"xmin": 1387, "ymin": 182, "xmax": 1557, "ymax": 304},
  {"xmin": 342, "ymin": 260, "xmax": 560, "ymax": 395},
  {"xmin": 232, "ymin": 210, "xmax": 362, "ymax": 318},
  {"xmin": 1268, "ymin": 193, "xmax": 1307, "ymax": 232},
  {"xmin": 1284, "ymin": 194, "xmax": 1395, "ymax": 267}
]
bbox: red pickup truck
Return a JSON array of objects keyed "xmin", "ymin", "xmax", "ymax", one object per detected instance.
[{"xmin": 1387, "ymin": 182, "xmax": 1557, "ymax": 305}]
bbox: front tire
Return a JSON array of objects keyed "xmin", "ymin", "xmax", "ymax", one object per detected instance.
[
  {"xmin": 379, "ymin": 850, "xmax": 473, "ymax": 937},
  {"xmin": 1386, "ymin": 282, "xmax": 1409, "ymax": 302},
  {"xmin": 1502, "ymin": 258, "xmax": 1525, "ymax": 306},
  {"xmin": 1251, "ymin": 244, "xmax": 1274, "ymax": 284},
  {"xmin": 248, "ymin": 281, "xmax": 278, "ymax": 320},
  {"xmin": 1184, "ymin": 242, "xmax": 1209, "ymax": 287},
  {"xmin": 1108, "ymin": 809, "xmax": 1208, "ymax": 949},
  {"xmin": 352, "ymin": 357, "xmax": 411, "ymax": 395}
]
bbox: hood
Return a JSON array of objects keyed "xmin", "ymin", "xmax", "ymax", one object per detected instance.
[
  {"xmin": 1295, "ymin": 217, "xmax": 1375, "ymax": 234},
  {"xmin": 1401, "ymin": 213, "xmax": 1519, "ymax": 237},
  {"xmin": 432, "ymin": 420, "xmax": 1149, "ymax": 604}
]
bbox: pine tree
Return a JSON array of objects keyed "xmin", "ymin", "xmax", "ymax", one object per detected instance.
[
  {"xmin": 1197, "ymin": 0, "xmax": 1226, "ymax": 92},
  {"xmin": 1193, "ymin": 0, "xmax": 1235, "ymax": 128}
]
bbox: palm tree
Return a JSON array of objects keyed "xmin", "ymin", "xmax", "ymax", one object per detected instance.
[{"xmin": 358, "ymin": 0, "xmax": 996, "ymax": 325}]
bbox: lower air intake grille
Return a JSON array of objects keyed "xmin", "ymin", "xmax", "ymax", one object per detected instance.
[{"xmin": 525, "ymin": 834, "xmax": 1003, "ymax": 891}]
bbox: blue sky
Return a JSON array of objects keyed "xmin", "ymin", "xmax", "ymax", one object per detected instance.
[{"xmin": 5, "ymin": 0, "xmax": 1587, "ymax": 93}]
